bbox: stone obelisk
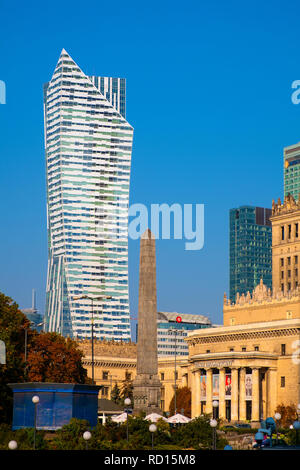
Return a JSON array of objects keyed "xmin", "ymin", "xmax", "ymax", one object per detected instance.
[{"xmin": 133, "ymin": 229, "xmax": 161, "ymax": 414}]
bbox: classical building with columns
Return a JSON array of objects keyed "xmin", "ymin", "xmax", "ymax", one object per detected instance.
[
  {"xmin": 187, "ymin": 194, "xmax": 300, "ymax": 424},
  {"xmin": 78, "ymin": 339, "xmax": 188, "ymax": 413}
]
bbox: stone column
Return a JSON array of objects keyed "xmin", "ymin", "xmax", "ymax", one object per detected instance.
[
  {"xmin": 219, "ymin": 368, "xmax": 226, "ymax": 419},
  {"xmin": 267, "ymin": 368, "xmax": 277, "ymax": 417},
  {"xmin": 195, "ymin": 370, "xmax": 201, "ymax": 417},
  {"xmin": 206, "ymin": 369, "xmax": 213, "ymax": 414},
  {"xmin": 252, "ymin": 368, "xmax": 260, "ymax": 422},
  {"xmin": 191, "ymin": 371, "xmax": 197, "ymax": 418},
  {"xmin": 231, "ymin": 368, "xmax": 239, "ymax": 421},
  {"xmin": 239, "ymin": 367, "xmax": 246, "ymax": 421},
  {"xmin": 133, "ymin": 229, "xmax": 161, "ymax": 414}
]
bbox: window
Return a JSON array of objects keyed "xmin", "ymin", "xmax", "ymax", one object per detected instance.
[
  {"xmin": 229, "ymin": 348, "xmax": 234, "ymax": 352},
  {"xmin": 281, "ymin": 376, "xmax": 285, "ymax": 388},
  {"xmin": 281, "ymin": 271, "xmax": 284, "ymax": 279},
  {"xmin": 286, "ymin": 310, "xmax": 293, "ymax": 319},
  {"xmin": 102, "ymin": 371, "xmax": 109, "ymax": 380},
  {"xmin": 296, "ymin": 223, "xmax": 299, "ymax": 238},
  {"xmin": 280, "ymin": 258, "xmax": 284, "ymax": 267},
  {"xmin": 288, "ymin": 224, "xmax": 291, "ymax": 238},
  {"xmin": 296, "ymin": 268, "xmax": 298, "ymax": 277},
  {"xmin": 288, "ymin": 257, "xmax": 291, "ymax": 265},
  {"xmin": 101, "ymin": 386, "xmax": 109, "ymax": 397},
  {"xmin": 160, "ymin": 372, "xmax": 165, "ymax": 381},
  {"xmin": 281, "ymin": 226, "xmax": 285, "ymax": 240},
  {"xmin": 242, "ymin": 347, "xmax": 246, "ymax": 352},
  {"xmin": 281, "ymin": 283, "xmax": 284, "ymax": 292},
  {"xmin": 206, "ymin": 349, "xmax": 210, "ymax": 353},
  {"xmin": 281, "ymin": 344, "xmax": 286, "ymax": 355},
  {"xmin": 288, "ymin": 270, "xmax": 291, "ymax": 277},
  {"xmin": 288, "ymin": 282, "xmax": 291, "ymax": 291},
  {"xmin": 230, "ymin": 318, "xmax": 235, "ymax": 326},
  {"xmin": 254, "ymin": 346, "xmax": 259, "ymax": 351},
  {"xmin": 295, "ymin": 255, "xmax": 298, "ymax": 264}
]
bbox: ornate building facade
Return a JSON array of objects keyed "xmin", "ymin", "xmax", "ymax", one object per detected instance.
[
  {"xmin": 188, "ymin": 194, "xmax": 300, "ymax": 423},
  {"xmin": 79, "ymin": 339, "xmax": 189, "ymax": 413}
]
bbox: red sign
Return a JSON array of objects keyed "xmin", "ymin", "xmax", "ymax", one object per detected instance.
[{"xmin": 176, "ymin": 316, "xmax": 182, "ymax": 323}]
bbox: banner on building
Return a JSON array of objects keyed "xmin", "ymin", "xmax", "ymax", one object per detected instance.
[
  {"xmin": 200, "ymin": 375, "xmax": 206, "ymax": 399},
  {"xmin": 245, "ymin": 374, "xmax": 252, "ymax": 400},
  {"xmin": 212, "ymin": 374, "xmax": 219, "ymax": 398},
  {"xmin": 225, "ymin": 373, "xmax": 231, "ymax": 398}
]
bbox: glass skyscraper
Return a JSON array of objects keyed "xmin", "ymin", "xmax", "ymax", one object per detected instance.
[
  {"xmin": 284, "ymin": 142, "xmax": 300, "ymax": 199},
  {"xmin": 44, "ymin": 49, "xmax": 133, "ymax": 341},
  {"xmin": 229, "ymin": 206, "xmax": 272, "ymax": 303}
]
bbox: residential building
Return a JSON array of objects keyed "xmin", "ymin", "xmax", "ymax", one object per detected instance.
[{"xmin": 44, "ymin": 49, "xmax": 133, "ymax": 340}]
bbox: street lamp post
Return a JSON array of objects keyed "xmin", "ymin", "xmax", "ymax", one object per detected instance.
[
  {"xmin": 124, "ymin": 397, "xmax": 131, "ymax": 442},
  {"xmin": 168, "ymin": 328, "xmax": 179, "ymax": 414},
  {"xmin": 210, "ymin": 418, "xmax": 218, "ymax": 450},
  {"xmin": 211, "ymin": 401, "xmax": 219, "ymax": 450},
  {"xmin": 83, "ymin": 431, "xmax": 92, "ymax": 450},
  {"xmin": 274, "ymin": 412, "xmax": 281, "ymax": 443},
  {"xmin": 32, "ymin": 395, "xmax": 40, "ymax": 450},
  {"xmin": 73, "ymin": 295, "xmax": 112, "ymax": 384},
  {"xmin": 149, "ymin": 423, "xmax": 157, "ymax": 449}
]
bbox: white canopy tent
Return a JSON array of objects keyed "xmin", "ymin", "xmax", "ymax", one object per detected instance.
[
  {"xmin": 145, "ymin": 413, "xmax": 168, "ymax": 423},
  {"xmin": 167, "ymin": 413, "xmax": 191, "ymax": 424},
  {"xmin": 111, "ymin": 412, "xmax": 128, "ymax": 423}
]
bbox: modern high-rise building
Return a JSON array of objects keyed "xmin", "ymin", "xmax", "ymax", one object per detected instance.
[
  {"xmin": 284, "ymin": 142, "xmax": 300, "ymax": 199},
  {"xmin": 229, "ymin": 206, "xmax": 272, "ymax": 303},
  {"xmin": 44, "ymin": 49, "xmax": 133, "ymax": 341},
  {"xmin": 157, "ymin": 311, "xmax": 212, "ymax": 356}
]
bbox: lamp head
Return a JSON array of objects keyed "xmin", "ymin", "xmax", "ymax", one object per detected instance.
[
  {"xmin": 8, "ymin": 440, "xmax": 18, "ymax": 450},
  {"xmin": 149, "ymin": 424, "xmax": 157, "ymax": 433}
]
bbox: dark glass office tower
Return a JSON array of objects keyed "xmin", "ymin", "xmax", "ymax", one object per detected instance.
[
  {"xmin": 284, "ymin": 142, "xmax": 300, "ymax": 199},
  {"xmin": 229, "ymin": 206, "xmax": 272, "ymax": 303}
]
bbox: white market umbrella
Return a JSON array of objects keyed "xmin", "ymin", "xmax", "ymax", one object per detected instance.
[
  {"xmin": 111, "ymin": 412, "xmax": 128, "ymax": 423},
  {"xmin": 167, "ymin": 413, "xmax": 191, "ymax": 424},
  {"xmin": 145, "ymin": 413, "xmax": 168, "ymax": 423}
]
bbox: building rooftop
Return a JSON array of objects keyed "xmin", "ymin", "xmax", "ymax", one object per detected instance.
[{"xmin": 157, "ymin": 311, "xmax": 211, "ymax": 324}]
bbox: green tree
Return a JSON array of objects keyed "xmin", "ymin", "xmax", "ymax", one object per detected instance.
[
  {"xmin": 0, "ymin": 292, "xmax": 33, "ymax": 423},
  {"xmin": 120, "ymin": 376, "xmax": 133, "ymax": 404},
  {"xmin": 51, "ymin": 418, "xmax": 91, "ymax": 450},
  {"xmin": 111, "ymin": 383, "xmax": 122, "ymax": 404},
  {"xmin": 172, "ymin": 415, "xmax": 227, "ymax": 450},
  {"xmin": 0, "ymin": 423, "xmax": 48, "ymax": 450},
  {"xmin": 169, "ymin": 386, "xmax": 191, "ymax": 417}
]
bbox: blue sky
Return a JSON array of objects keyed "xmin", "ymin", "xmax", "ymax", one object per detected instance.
[{"xmin": 0, "ymin": 0, "xmax": 300, "ymax": 328}]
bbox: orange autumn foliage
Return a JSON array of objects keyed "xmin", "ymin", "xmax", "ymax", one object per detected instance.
[{"xmin": 26, "ymin": 332, "xmax": 90, "ymax": 384}]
